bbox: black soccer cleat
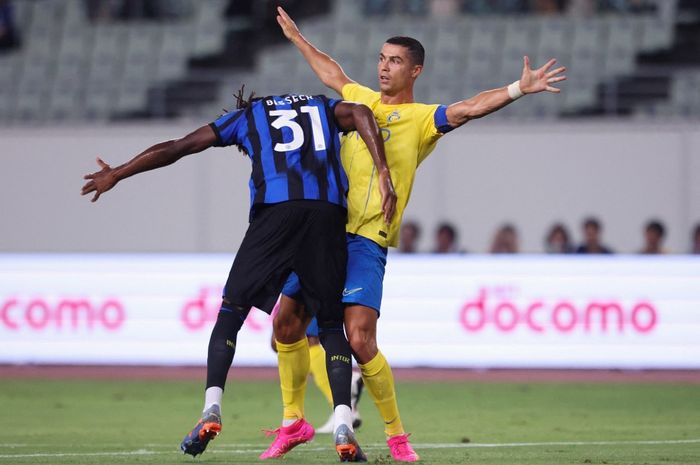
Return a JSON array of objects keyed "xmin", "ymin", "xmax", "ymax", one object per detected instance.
[
  {"xmin": 180, "ymin": 406, "xmax": 222, "ymax": 457},
  {"xmin": 335, "ymin": 424, "xmax": 367, "ymax": 462}
]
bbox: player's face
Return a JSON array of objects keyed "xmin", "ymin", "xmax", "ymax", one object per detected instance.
[{"xmin": 377, "ymin": 43, "xmax": 422, "ymax": 94}]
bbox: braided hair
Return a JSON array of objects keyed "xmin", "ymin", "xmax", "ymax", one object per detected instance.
[{"xmin": 221, "ymin": 84, "xmax": 257, "ymax": 155}]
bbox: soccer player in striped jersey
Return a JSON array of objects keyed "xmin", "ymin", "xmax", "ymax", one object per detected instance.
[
  {"xmin": 272, "ymin": 7, "xmax": 566, "ymax": 462},
  {"xmin": 80, "ymin": 89, "xmax": 397, "ymax": 463}
]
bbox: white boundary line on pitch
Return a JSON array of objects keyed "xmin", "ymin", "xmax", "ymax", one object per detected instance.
[
  {"xmin": 1, "ymin": 439, "xmax": 699, "ymax": 459},
  {"xmin": 407, "ymin": 439, "xmax": 700, "ymax": 448}
]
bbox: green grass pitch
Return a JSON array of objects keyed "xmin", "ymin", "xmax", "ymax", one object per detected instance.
[{"xmin": 1, "ymin": 378, "xmax": 699, "ymax": 464}]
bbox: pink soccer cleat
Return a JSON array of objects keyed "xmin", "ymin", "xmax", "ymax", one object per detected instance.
[
  {"xmin": 387, "ymin": 433, "xmax": 419, "ymax": 462},
  {"xmin": 259, "ymin": 418, "xmax": 315, "ymax": 459}
]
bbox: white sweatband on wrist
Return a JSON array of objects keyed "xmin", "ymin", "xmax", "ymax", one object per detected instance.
[{"xmin": 507, "ymin": 80, "xmax": 524, "ymax": 100}]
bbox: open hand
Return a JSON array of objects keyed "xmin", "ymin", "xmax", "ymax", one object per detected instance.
[
  {"xmin": 81, "ymin": 157, "xmax": 118, "ymax": 202},
  {"xmin": 276, "ymin": 6, "xmax": 301, "ymax": 42},
  {"xmin": 518, "ymin": 56, "xmax": 567, "ymax": 95}
]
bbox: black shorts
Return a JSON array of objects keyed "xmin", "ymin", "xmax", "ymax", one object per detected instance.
[{"xmin": 223, "ymin": 200, "xmax": 347, "ymax": 323}]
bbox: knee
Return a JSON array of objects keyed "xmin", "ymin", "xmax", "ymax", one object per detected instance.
[
  {"xmin": 347, "ymin": 328, "xmax": 377, "ymax": 363},
  {"xmin": 273, "ymin": 314, "xmax": 307, "ymax": 344}
]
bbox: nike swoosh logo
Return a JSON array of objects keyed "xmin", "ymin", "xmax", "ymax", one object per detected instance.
[{"xmin": 342, "ymin": 287, "xmax": 363, "ymax": 297}]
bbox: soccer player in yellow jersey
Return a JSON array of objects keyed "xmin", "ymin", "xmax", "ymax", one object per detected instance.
[{"xmin": 265, "ymin": 6, "xmax": 567, "ymax": 462}]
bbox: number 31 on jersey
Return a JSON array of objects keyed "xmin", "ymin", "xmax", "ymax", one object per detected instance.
[{"xmin": 269, "ymin": 106, "xmax": 326, "ymax": 153}]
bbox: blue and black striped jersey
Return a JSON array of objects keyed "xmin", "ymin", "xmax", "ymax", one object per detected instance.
[{"xmin": 209, "ymin": 94, "xmax": 348, "ymax": 217}]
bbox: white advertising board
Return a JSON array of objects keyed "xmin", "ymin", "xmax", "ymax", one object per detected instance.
[{"xmin": 1, "ymin": 254, "xmax": 698, "ymax": 368}]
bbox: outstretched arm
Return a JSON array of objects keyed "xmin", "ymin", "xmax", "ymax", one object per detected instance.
[
  {"xmin": 335, "ymin": 101, "xmax": 397, "ymax": 224},
  {"xmin": 81, "ymin": 125, "xmax": 217, "ymax": 202},
  {"xmin": 276, "ymin": 6, "xmax": 353, "ymax": 95},
  {"xmin": 446, "ymin": 56, "xmax": 566, "ymax": 129}
]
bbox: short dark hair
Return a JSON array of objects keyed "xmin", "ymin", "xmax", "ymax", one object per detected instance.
[
  {"xmin": 437, "ymin": 222, "xmax": 456, "ymax": 241},
  {"xmin": 646, "ymin": 220, "xmax": 665, "ymax": 238},
  {"xmin": 385, "ymin": 36, "xmax": 425, "ymax": 66},
  {"xmin": 547, "ymin": 222, "xmax": 570, "ymax": 243},
  {"xmin": 583, "ymin": 217, "xmax": 601, "ymax": 231},
  {"xmin": 500, "ymin": 223, "xmax": 517, "ymax": 235}
]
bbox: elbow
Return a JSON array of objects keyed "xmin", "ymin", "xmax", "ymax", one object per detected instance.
[
  {"xmin": 351, "ymin": 104, "xmax": 376, "ymax": 130},
  {"xmin": 351, "ymin": 103, "xmax": 371, "ymax": 118},
  {"xmin": 167, "ymin": 138, "xmax": 196, "ymax": 163},
  {"xmin": 176, "ymin": 127, "xmax": 214, "ymax": 157},
  {"xmin": 462, "ymin": 100, "xmax": 487, "ymax": 121},
  {"xmin": 321, "ymin": 60, "xmax": 344, "ymax": 89},
  {"xmin": 321, "ymin": 76, "xmax": 337, "ymax": 90},
  {"xmin": 449, "ymin": 102, "xmax": 475, "ymax": 127}
]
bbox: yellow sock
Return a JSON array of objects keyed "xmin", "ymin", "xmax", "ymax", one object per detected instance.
[
  {"xmin": 276, "ymin": 338, "xmax": 310, "ymax": 421},
  {"xmin": 308, "ymin": 343, "xmax": 334, "ymax": 408},
  {"xmin": 359, "ymin": 351, "xmax": 404, "ymax": 437}
]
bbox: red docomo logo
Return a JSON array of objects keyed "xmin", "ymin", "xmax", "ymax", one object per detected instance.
[
  {"xmin": 1, "ymin": 297, "xmax": 126, "ymax": 331},
  {"xmin": 459, "ymin": 288, "xmax": 657, "ymax": 334},
  {"xmin": 181, "ymin": 287, "xmax": 271, "ymax": 332}
]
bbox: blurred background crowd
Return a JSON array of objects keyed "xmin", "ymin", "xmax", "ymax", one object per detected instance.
[{"xmin": 398, "ymin": 218, "xmax": 700, "ymax": 254}]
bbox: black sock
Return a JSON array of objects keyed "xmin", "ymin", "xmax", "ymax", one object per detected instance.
[
  {"xmin": 206, "ymin": 305, "xmax": 249, "ymax": 389},
  {"xmin": 319, "ymin": 324, "xmax": 353, "ymax": 408}
]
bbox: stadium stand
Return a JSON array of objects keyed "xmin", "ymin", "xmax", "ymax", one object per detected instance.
[
  {"xmin": 0, "ymin": 0, "xmax": 228, "ymax": 123},
  {"xmin": 0, "ymin": 0, "xmax": 698, "ymax": 123}
]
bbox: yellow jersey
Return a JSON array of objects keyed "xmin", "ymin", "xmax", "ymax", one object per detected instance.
[{"xmin": 341, "ymin": 83, "xmax": 452, "ymax": 248}]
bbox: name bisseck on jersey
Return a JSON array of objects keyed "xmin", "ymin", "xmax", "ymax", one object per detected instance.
[{"xmin": 265, "ymin": 95, "xmax": 315, "ymax": 106}]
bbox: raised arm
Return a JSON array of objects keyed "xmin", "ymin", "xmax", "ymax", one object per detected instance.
[
  {"xmin": 334, "ymin": 101, "xmax": 397, "ymax": 223},
  {"xmin": 276, "ymin": 6, "xmax": 353, "ymax": 95},
  {"xmin": 81, "ymin": 125, "xmax": 217, "ymax": 202},
  {"xmin": 446, "ymin": 56, "xmax": 566, "ymax": 129}
]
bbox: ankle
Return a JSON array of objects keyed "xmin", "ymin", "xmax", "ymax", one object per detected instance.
[{"xmin": 282, "ymin": 418, "xmax": 298, "ymax": 428}]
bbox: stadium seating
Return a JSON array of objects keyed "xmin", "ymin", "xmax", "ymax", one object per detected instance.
[
  {"xmin": 4, "ymin": 0, "xmax": 697, "ymax": 123},
  {"xmin": 2, "ymin": 0, "xmax": 227, "ymax": 124},
  {"xmin": 207, "ymin": 3, "xmax": 683, "ymax": 120},
  {"xmin": 665, "ymin": 71, "xmax": 700, "ymax": 117}
]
